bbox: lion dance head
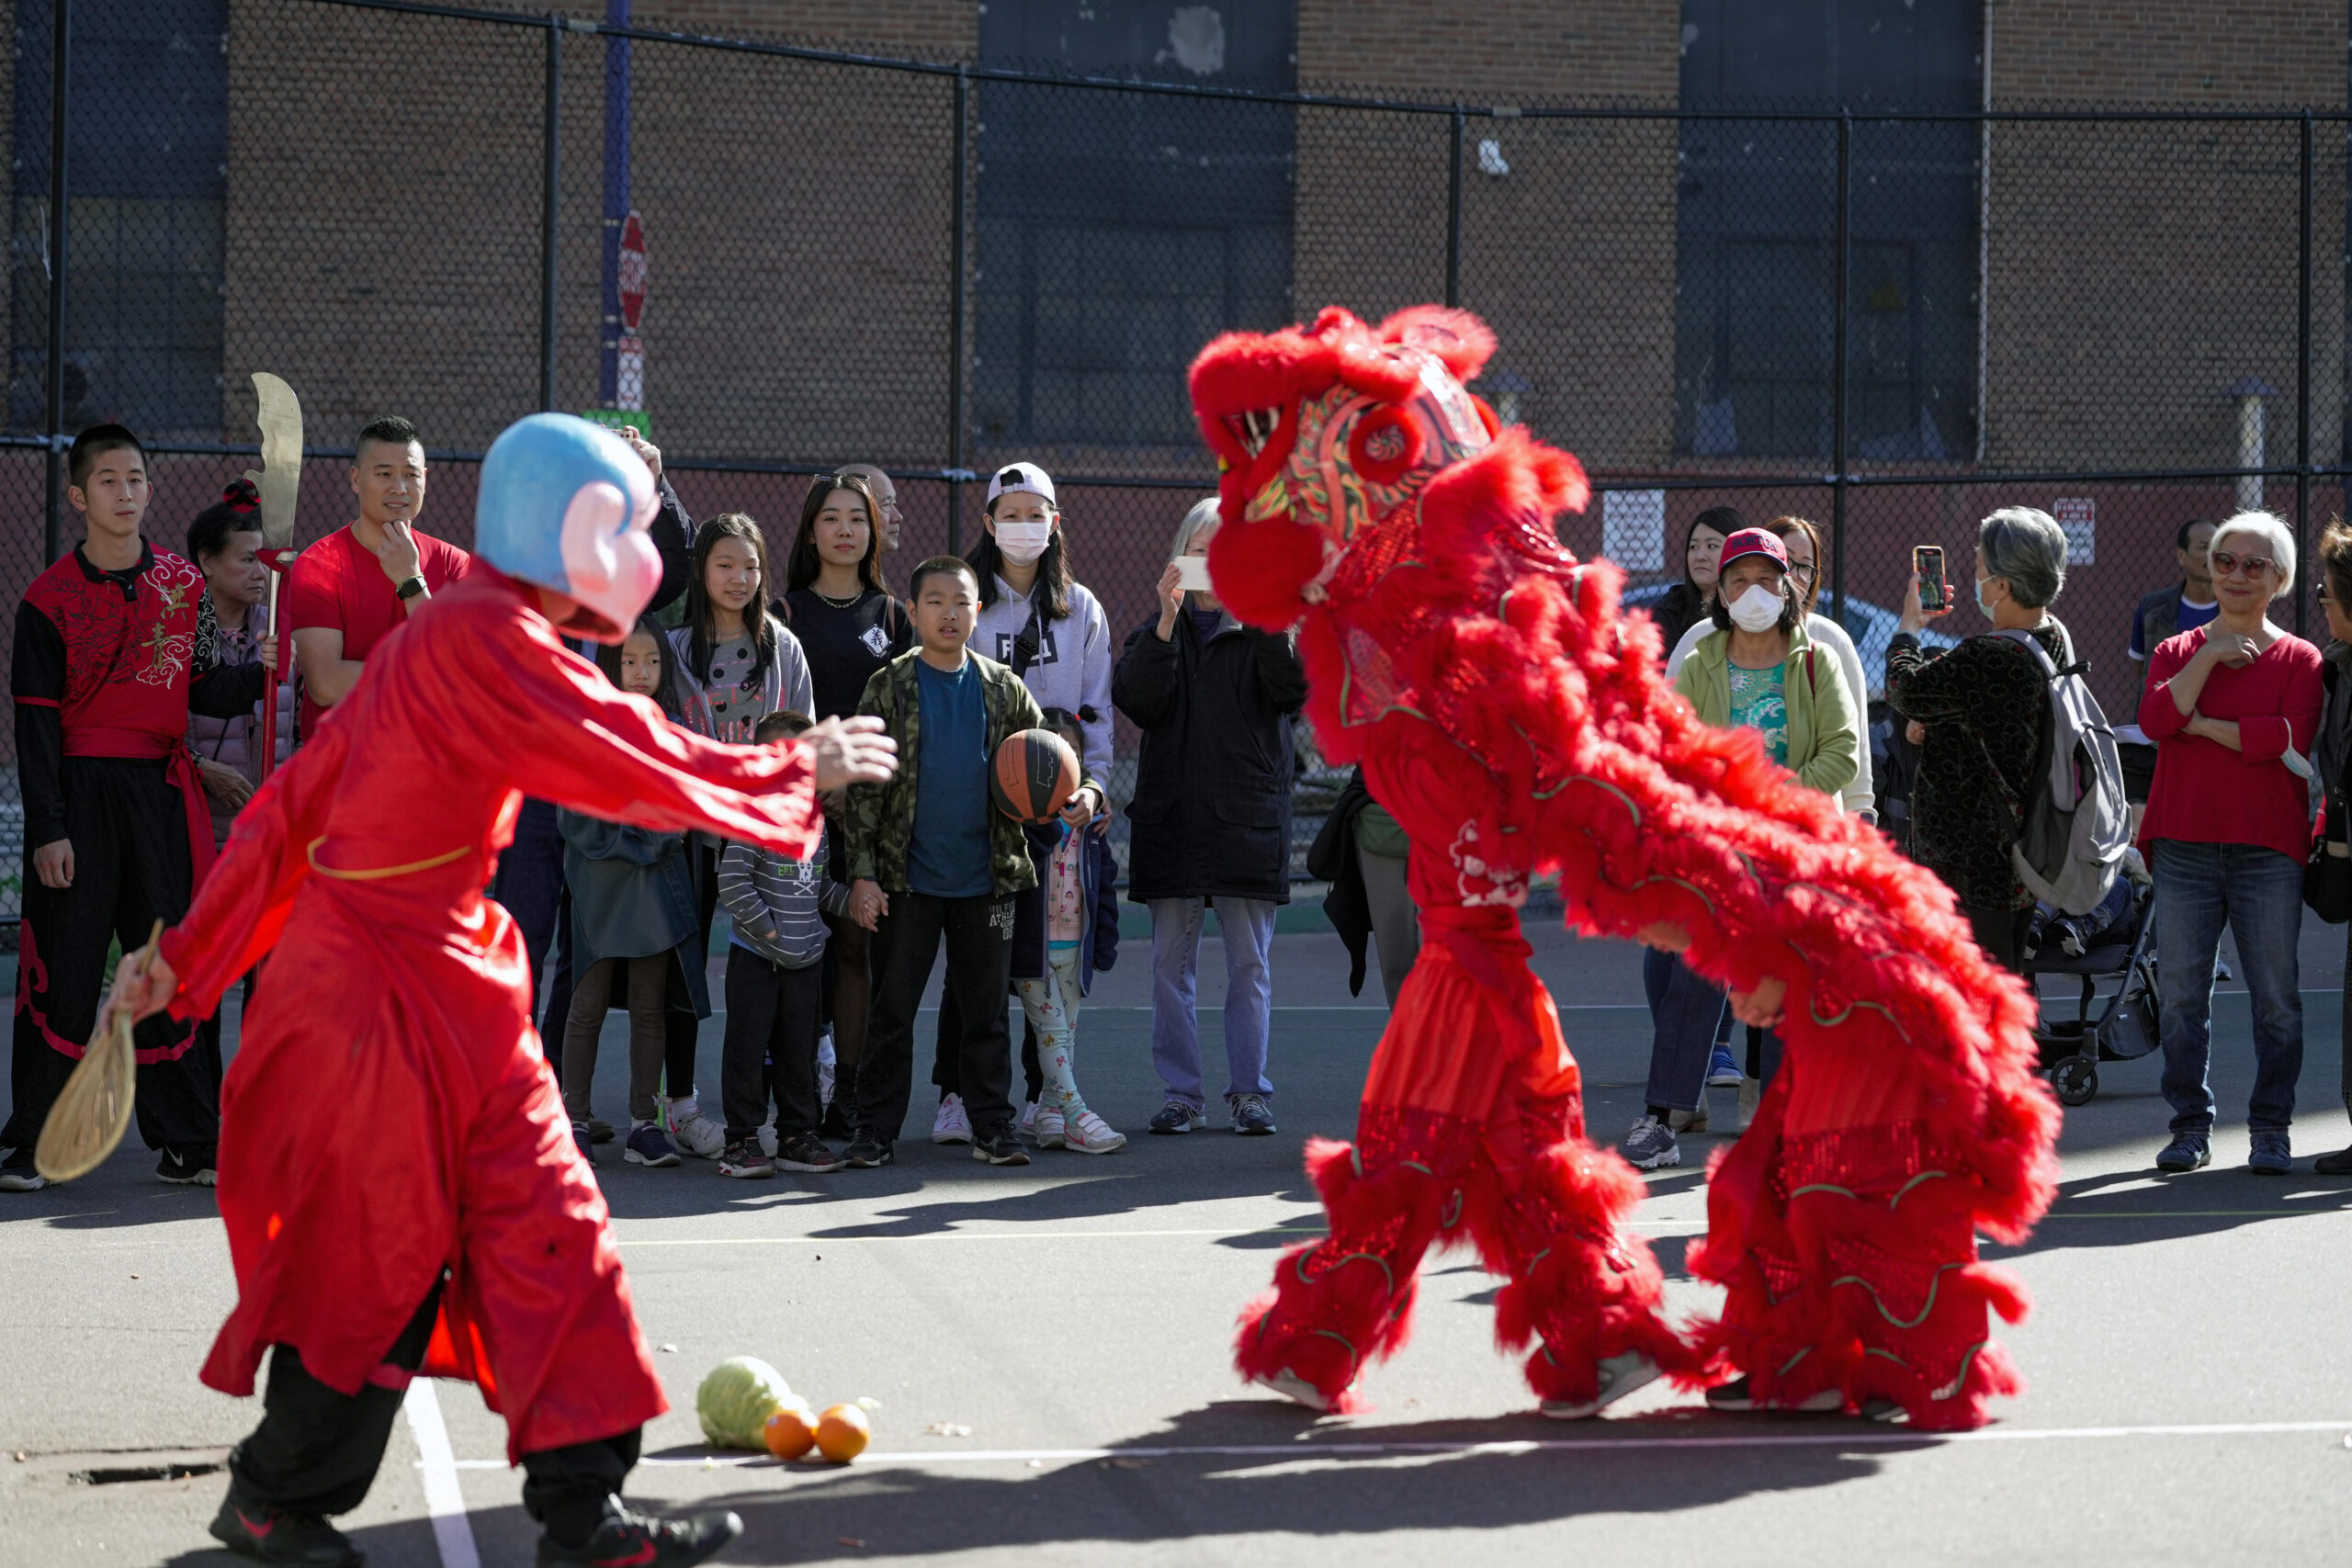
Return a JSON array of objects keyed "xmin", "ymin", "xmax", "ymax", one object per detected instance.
[{"xmin": 1188, "ymin": 305, "xmax": 1587, "ymax": 630}]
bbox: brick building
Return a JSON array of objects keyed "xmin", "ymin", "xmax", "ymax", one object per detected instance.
[{"xmin": 1, "ymin": 0, "xmax": 2347, "ymax": 730}]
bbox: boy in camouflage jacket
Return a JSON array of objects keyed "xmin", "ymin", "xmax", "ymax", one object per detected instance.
[{"xmin": 841, "ymin": 558, "xmax": 1102, "ymax": 1167}]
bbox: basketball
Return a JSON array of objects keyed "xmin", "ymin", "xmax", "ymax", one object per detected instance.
[{"xmin": 990, "ymin": 728, "xmax": 1080, "ymax": 823}]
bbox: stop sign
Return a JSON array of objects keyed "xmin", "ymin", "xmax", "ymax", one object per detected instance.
[{"xmin": 617, "ymin": 212, "xmax": 647, "ymax": 333}]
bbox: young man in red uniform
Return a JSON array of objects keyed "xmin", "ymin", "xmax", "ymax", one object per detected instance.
[
  {"xmin": 108, "ymin": 412, "xmax": 898, "ymax": 1568},
  {"xmin": 283, "ymin": 414, "xmax": 470, "ymax": 742},
  {"xmin": 2, "ymin": 424, "xmax": 267, "ymax": 1191}
]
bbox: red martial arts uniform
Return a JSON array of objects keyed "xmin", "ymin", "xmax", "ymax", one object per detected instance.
[
  {"xmin": 159, "ymin": 570, "xmax": 824, "ymax": 1459},
  {"xmin": 6, "ymin": 543, "xmax": 262, "ymax": 1174}
]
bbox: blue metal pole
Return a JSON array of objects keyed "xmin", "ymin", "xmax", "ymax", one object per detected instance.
[{"xmin": 599, "ymin": 0, "xmax": 633, "ymax": 406}]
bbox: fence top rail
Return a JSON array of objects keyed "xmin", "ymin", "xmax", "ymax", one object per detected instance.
[{"xmin": 301, "ymin": 0, "xmax": 2352, "ymax": 122}]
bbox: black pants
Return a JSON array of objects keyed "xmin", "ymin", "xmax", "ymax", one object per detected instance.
[
  {"xmin": 492, "ymin": 797, "xmax": 566, "ymax": 1028},
  {"xmin": 229, "ymin": 1277, "xmax": 639, "ymax": 1545},
  {"xmin": 854, "ymin": 891, "xmax": 1015, "ymax": 1141},
  {"xmin": 3, "ymin": 757, "xmax": 219, "ymax": 1159},
  {"xmin": 662, "ymin": 841, "xmax": 719, "ymax": 1101},
  {"xmin": 1966, "ymin": 901, "xmax": 2036, "ymax": 973},
  {"xmin": 722, "ymin": 952, "xmax": 826, "ymax": 1145},
  {"xmin": 931, "ymin": 987, "xmax": 1043, "ymax": 1106}
]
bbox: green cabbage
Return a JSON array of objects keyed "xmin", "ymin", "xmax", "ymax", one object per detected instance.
[{"xmin": 695, "ymin": 1356, "xmax": 796, "ymax": 1449}]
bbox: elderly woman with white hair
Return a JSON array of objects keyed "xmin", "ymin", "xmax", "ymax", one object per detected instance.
[
  {"xmin": 2139, "ymin": 509, "xmax": 2324, "ymax": 1176},
  {"xmin": 1887, "ymin": 508, "xmax": 2077, "ymax": 970},
  {"xmin": 1114, "ymin": 498, "xmax": 1309, "ymax": 1136}
]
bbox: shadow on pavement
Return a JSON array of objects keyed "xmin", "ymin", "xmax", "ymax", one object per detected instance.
[{"xmin": 303, "ymin": 1400, "xmax": 1907, "ymax": 1565}]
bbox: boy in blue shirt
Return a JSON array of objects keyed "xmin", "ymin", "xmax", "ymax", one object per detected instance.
[{"xmin": 842, "ymin": 558, "xmax": 1101, "ymax": 1167}]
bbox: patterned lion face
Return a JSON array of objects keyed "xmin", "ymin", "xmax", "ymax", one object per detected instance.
[{"xmin": 1186, "ymin": 307, "xmax": 1501, "ymax": 627}]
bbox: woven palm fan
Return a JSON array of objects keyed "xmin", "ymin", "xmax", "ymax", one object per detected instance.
[{"xmin": 34, "ymin": 920, "xmax": 161, "ymax": 1182}]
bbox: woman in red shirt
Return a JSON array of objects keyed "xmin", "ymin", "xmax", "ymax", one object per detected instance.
[{"xmin": 2140, "ymin": 510, "xmax": 2324, "ymax": 1177}]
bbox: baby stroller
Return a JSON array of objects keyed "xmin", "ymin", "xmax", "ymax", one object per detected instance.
[{"xmin": 2027, "ymin": 873, "xmax": 2159, "ymax": 1108}]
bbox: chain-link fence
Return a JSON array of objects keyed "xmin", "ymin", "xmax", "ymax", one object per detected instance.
[{"xmin": 6, "ymin": 0, "xmax": 2350, "ymax": 913}]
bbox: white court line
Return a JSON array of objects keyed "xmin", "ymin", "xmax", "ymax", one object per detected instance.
[
  {"xmin": 428, "ymin": 1417, "xmax": 2352, "ymax": 1471},
  {"xmin": 402, "ymin": 1380, "xmax": 482, "ymax": 1568}
]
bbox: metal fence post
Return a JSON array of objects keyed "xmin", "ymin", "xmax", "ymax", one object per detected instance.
[
  {"xmin": 540, "ymin": 14, "xmax": 561, "ymax": 412},
  {"xmin": 1829, "ymin": 111, "xmax": 1851, "ymax": 629},
  {"xmin": 948, "ymin": 63, "xmax": 969, "ymax": 556},
  {"xmin": 43, "ymin": 0, "xmax": 71, "ymax": 564},
  {"xmin": 2298, "ymin": 109, "xmax": 2314, "ymax": 638},
  {"xmin": 1445, "ymin": 107, "xmax": 1464, "ymax": 308}
]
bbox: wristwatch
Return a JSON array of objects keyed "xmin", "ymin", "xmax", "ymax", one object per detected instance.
[{"xmin": 395, "ymin": 574, "xmax": 428, "ymax": 602}]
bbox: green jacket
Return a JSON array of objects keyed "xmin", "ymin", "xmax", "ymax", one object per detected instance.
[
  {"xmin": 1673, "ymin": 620, "xmax": 1860, "ymax": 801},
  {"xmin": 846, "ymin": 648, "xmax": 1096, "ymax": 897}
]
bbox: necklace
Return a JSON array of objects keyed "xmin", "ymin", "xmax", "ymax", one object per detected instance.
[{"xmin": 812, "ymin": 587, "xmax": 864, "ymax": 608}]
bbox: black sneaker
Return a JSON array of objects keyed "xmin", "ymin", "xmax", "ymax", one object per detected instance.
[
  {"xmin": 972, "ymin": 1122, "xmax": 1031, "ymax": 1166},
  {"xmin": 209, "ymin": 1492, "xmax": 361, "ymax": 1566},
  {"xmin": 2155, "ymin": 1133, "xmax": 2211, "ymax": 1173},
  {"xmin": 842, "ymin": 1131, "xmax": 893, "ymax": 1168},
  {"xmin": 777, "ymin": 1132, "xmax": 846, "ymax": 1173},
  {"xmin": 537, "ymin": 1507, "xmax": 744, "ymax": 1568},
  {"xmin": 159, "ymin": 1145, "xmax": 218, "ymax": 1186}
]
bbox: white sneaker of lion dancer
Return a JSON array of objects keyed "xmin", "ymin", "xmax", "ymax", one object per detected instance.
[
  {"xmin": 1540, "ymin": 1351, "xmax": 1663, "ymax": 1420},
  {"xmin": 933, "ymin": 1094, "xmax": 974, "ymax": 1145}
]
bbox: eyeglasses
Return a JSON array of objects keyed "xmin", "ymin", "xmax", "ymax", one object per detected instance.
[
  {"xmin": 2211, "ymin": 549, "xmax": 2276, "ymax": 579},
  {"xmin": 1788, "ymin": 561, "xmax": 1818, "ymax": 582}
]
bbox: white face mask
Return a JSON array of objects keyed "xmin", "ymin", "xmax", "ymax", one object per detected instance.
[
  {"xmin": 1727, "ymin": 581, "xmax": 1785, "ymax": 634},
  {"xmin": 994, "ymin": 519, "xmax": 1054, "ymax": 566}
]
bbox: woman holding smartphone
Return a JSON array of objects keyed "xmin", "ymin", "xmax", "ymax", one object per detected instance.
[{"xmin": 1115, "ymin": 498, "xmax": 1309, "ymax": 1138}]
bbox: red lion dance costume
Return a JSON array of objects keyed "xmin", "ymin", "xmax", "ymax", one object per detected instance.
[{"xmin": 1193, "ymin": 306, "xmax": 2059, "ymax": 1429}]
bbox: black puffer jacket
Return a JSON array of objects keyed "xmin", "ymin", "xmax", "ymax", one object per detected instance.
[{"xmin": 1114, "ymin": 611, "xmax": 1309, "ymax": 904}]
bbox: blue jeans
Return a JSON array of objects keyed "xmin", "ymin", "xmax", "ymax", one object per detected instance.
[
  {"xmin": 2152, "ymin": 840, "xmax": 2304, "ymax": 1137},
  {"xmin": 1645, "ymin": 954, "xmax": 1777, "ymax": 1112},
  {"xmin": 1149, "ymin": 897, "xmax": 1276, "ymax": 1111}
]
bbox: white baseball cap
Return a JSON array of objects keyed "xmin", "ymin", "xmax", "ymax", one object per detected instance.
[{"xmin": 986, "ymin": 462, "xmax": 1057, "ymax": 507}]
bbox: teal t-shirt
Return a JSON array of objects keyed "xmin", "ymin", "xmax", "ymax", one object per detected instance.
[
  {"xmin": 908, "ymin": 657, "xmax": 993, "ymax": 897},
  {"xmin": 1726, "ymin": 661, "xmax": 1789, "ymax": 766}
]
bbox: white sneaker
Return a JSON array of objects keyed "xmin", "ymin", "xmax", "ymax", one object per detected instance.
[
  {"xmin": 0, "ymin": 1166, "xmax": 48, "ymax": 1192},
  {"xmin": 665, "ymin": 1100, "xmax": 726, "ymax": 1159},
  {"xmin": 1033, "ymin": 1102, "xmax": 1068, "ymax": 1148},
  {"xmin": 1736, "ymin": 1076, "xmax": 1761, "ymax": 1133},
  {"xmin": 1018, "ymin": 1099, "xmax": 1037, "ymax": 1139},
  {"xmin": 1063, "ymin": 1109, "xmax": 1126, "ymax": 1154},
  {"xmin": 1541, "ymin": 1351, "xmax": 1664, "ymax": 1419},
  {"xmin": 933, "ymin": 1094, "xmax": 974, "ymax": 1145}
]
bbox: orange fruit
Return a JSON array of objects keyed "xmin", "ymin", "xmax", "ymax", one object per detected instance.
[
  {"xmin": 813, "ymin": 1404, "xmax": 871, "ymax": 1464},
  {"xmin": 763, "ymin": 1404, "xmax": 819, "ymax": 1461}
]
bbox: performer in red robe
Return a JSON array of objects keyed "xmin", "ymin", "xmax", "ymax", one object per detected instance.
[{"xmin": 109, "ymin": 413, "xmax": 897, "ymax": 1568}]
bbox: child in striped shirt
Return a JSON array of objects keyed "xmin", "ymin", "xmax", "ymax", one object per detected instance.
[{"xmin": 715, "ymin": 709, "xmax": 850, "ymax": 1177}]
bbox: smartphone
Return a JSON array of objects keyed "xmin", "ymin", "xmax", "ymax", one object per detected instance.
[
  {"xmin": 1914, "ymin": 546, "xmax": 1946, "ymax": 612},
  {"xmin": 1173, "ymin": 555, "xmax": 1213, "ymax": 592}
]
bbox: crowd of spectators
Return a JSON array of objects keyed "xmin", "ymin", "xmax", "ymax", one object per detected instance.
[{"xmin": 9, "ymin": 411, "xmax": 2352, "ymax": 1192}]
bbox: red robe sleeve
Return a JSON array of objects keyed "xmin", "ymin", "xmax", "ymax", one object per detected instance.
[{"xmin": 478, "ymin": 609, "xmax": 825, "ymax": 854}]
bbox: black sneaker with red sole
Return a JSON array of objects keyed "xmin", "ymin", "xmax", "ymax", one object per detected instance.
[
  {"xmin": 536, "ymin": 1507, "xmax": 744, "ymax": 1567},
  {"xmin": 209, "ymin": 1492, "xmax": 362, "ymax": 1566}
]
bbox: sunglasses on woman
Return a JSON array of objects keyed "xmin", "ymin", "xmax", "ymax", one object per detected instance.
[{"xmin": 2210, "ymin": 548, "xmax": 2275, "ymax": 579}]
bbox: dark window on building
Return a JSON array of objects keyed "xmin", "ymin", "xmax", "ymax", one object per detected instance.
[
  {"xmin": 976, "ymin": 2, "xmax": 1295, "ymax": 452},
  {"xmin": 12, "ymin": 0, "xmax": 229, "ymax": 439},
  {"xmin": 1674, "ymin": 1, "xmax": 1981, "ymax": 462}
]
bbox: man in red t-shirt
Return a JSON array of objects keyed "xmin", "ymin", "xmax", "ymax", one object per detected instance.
[{"xmin": 284, "ymin": 415, "xmax": 470, "ymax": 740}]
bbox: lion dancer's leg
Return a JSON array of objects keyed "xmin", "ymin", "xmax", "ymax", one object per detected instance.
[
  {"xmin": 1237, "ymin": 731, "xmax": 1687, "ymax": 1413},
  {"xmin": 1689, "ymin": 1033, "xmax": 2032, "ymax": 1429}
]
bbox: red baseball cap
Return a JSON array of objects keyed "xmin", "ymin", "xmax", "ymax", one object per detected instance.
[{"xmin": 1718, "ymin": 527, "xmax": 1789, "ymax": 572}]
